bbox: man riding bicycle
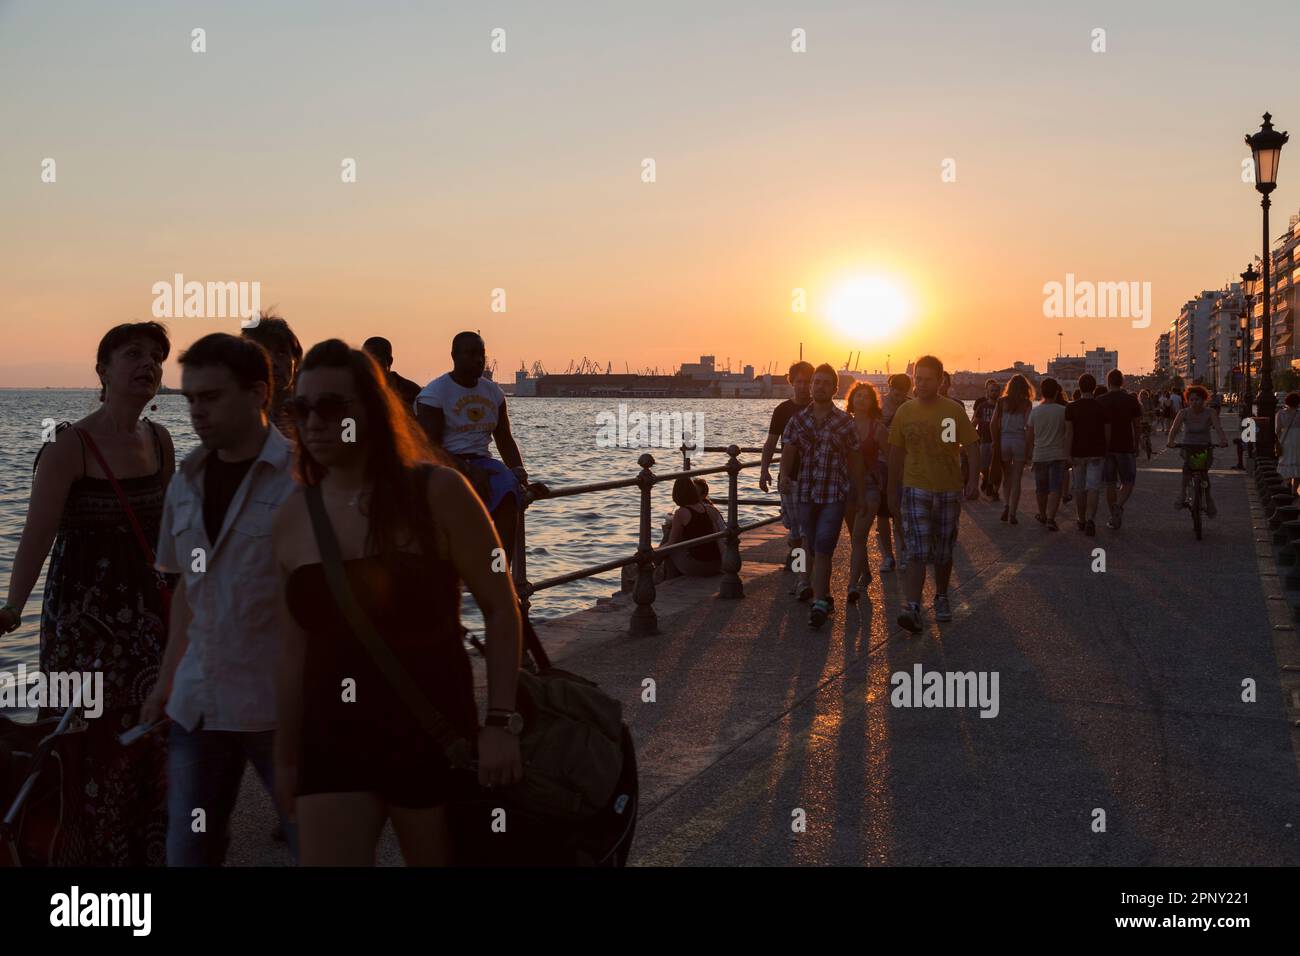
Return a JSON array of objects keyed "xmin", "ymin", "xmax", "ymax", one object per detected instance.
[{"xmin": 1167, "ymin": 385, "xmax": 1228, "ymax": 515}]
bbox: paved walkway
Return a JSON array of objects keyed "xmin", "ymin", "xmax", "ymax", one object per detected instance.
[{"xmin": 229, "ymin": 428, "xmax": 1300, "ymax": 865}]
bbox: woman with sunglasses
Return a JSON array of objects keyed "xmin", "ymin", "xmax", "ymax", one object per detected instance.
[{"xmin": 272, "ymin": 339, "xmax": 522, "ymax": 865}]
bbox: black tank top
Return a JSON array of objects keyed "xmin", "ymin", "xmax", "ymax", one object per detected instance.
[{"xmin": 682, "ymin": 506, "xmax": 719, "ymax": 562}]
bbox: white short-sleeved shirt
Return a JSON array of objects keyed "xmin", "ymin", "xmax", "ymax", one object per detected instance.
[
  {"xmin": 415, "ymin": 373, "xmax": 504, "ymax": 456},
  {"xmin": 154, "ymin": 426, "xmax": 296, "ymax": 733}
]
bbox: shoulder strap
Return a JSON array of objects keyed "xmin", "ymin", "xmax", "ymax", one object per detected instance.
[
  {"xmin": 76, "ymin": 428, "xmax": 157, "ymax": 566},
  {"xmin": 303, "ymin": 482, "xmax": 473, "ymax": 769}
]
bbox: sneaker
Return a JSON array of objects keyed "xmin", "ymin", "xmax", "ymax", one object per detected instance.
[
  {"xmin": 1046, "ymin": 518, "xmax": 1059, "ymax": 532},
  {"xmin": 880, "ymin": 556, "xmax": 896, "ymax": 573},
  {"xmin": 1106, "ymin": 516, "xmax": 1117, "ymax": 530},
  {"xmin": 809, "ymin": 598, "xmax": 830, "ymax": 629},
  {"xmin": 896, "ymin": 602, "xmax": 923, "ymax": 633},
  {"xmin": 1085, "ymin": 520, "xmax": 1096, "ymax": 536},
  {"xmin": 797, "ymin": 581, "xmax": 813, "ymax": 602},
  {"xmin": 847, "ymin": 586, "xmax": 860, "ymax": 604},
  {"xmin": 934, "ymin": 593, "xmax": 952, "ymax": 622}
]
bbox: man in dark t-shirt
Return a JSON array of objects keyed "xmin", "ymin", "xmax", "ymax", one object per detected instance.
[
  {"xmin": 971, "ymin": 378, "xmax": 1000, "ymax": 499},
  {"xmin": 1097, "ymin": 368, "xmax": 1143, "ymax": 530},
  {"xmin": 363, "ymin": 336, "xmax": 422, "ymax": 407},
  {"xmin": 1064, "ymin": 373, "xmax": 1107, "ymax": 536},
  {"xmin": 760, "ymin": 361, "xmax": 814, "ymax": 596}
]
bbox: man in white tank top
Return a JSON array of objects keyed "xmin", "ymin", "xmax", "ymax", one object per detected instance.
[{"xmin": 415, "ymin": 332, "xmax": 530, "ymax": 563}]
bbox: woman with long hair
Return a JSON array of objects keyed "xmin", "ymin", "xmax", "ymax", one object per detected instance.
[
  {"xmin": 843, "ymin": 381, "xmax": 886, "ymax": 604},
  {"xmin": 272, "ymin": 339, "xmax": 522, "ymax": 866},
  {"xmin": 0, "ymin": 321, "xmax": 175, "ymax": 865},
  {"xmin": 658, "ymin": 477, "xmax": 722, "ymax": 580},
  {"xmin": 991, "ymin": 374, "xmax": 1035, "ymax": 524}
]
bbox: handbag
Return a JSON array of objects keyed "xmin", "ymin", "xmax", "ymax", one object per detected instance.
[
  {"xmin": 75, "ymin": 427, "xmax": 173, "ymax": 631},
  {"xmin": 302, "ymin": 481, "xmax": 630, "ymax": 826}
]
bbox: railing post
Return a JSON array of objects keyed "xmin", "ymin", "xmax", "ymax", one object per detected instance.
[
  {"xmin": 719, "ymin": 444, "xmax": 744, "ymax": 598},
  {"xmin": 629, "ymin": 453, "xmax": 659, "ymax": 636},
  {"xmin": 512, "ymin": 484, "xmax": 531, "ymax": 622}
]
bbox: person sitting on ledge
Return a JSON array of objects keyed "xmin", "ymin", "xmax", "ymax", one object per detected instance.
[{"xmin": 657, "ymin": 477, "xmax": 722, "ymax": 580}]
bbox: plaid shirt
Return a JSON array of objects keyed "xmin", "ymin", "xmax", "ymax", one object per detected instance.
[{"xmin": 782, "ymin": 404, "xmax": 859, "ymax": 504}]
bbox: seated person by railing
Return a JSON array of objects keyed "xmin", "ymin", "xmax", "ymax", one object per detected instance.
[{"xmin": 657, "ymin": 477, "xmax": 722, "ymax": 580}]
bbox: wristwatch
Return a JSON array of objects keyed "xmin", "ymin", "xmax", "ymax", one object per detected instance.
[{"xmin": 485, "ymin": 710, "xmax": 524, "ymax": 735}]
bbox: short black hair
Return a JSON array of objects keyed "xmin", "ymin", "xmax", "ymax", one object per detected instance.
[
  {"xmin": 1040, "ymin": 377, "xmax": 1061, "ymax": 401},
  {"xmin": 915, "ymin": 355, "xmax": 944, "ymax": 377},
  {"xmin": 452, "ymin": 331, "xmax": 483, "ymax": 353},
  {"xmin": 889, "ymin": 373, "xmax": 912, "ymax": 393},
  {"xmin": 179, "ymin": 333, "xmax": 273, "ymax": 408},
  {"xmin": 362, "ymin": 336, "xmax": 394, "ymax": 365},
  {"xmin": 96, "ymin": 321, "xmax": 171, "ymax": 400},
  {"xmin": 241, "ymin": 314, "xmax": 302, "ymax": 361},
  {"xmin": 786, "ymin": 361, "xmax": 814, "ymax": 383},
  {"xmin": 1077, "ymin": 373, "xmax": 1097, "ymax": 393},
  {"xmin": 1106, "ymin": 368, "xmax": 1123, "ymax": 388},
  {"xmin": 812, "ymin": 363, "xmax": 840, "ymax": 392}
]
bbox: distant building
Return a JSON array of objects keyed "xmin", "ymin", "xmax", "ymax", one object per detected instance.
[
  {"xmin": 1173, "ymin": 291, "xmax": 1223, "ymax": 382},
  {"xmin": 1153, "ymin": 332, "xmax": 1170, "ymax": 374},
  {"xmin": 1046, "ymin": 356, "xmax": 1086, "ymax": 391},
  {"xmin": 1208, "ymin": 283, "xmax": 1244, "ymax": 391},
  {"xmin": 1084, "ymin": 347, "xmax": 1119, "ymax": 383},
  {"xmin": 678, "ymin": 354, "xmax": 772, "ymax": 397},
  {"xmin": 1253, "ymin": 210, "xmax": 1300, "ymax": 373}
]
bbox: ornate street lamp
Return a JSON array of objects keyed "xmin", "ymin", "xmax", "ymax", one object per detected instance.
[
  {"xmin": 1245, "ymin": 113, "xmax": 1289, "ymax": 458},
  {"xmin": 1242, "ymin": 262, "xmax": 1259, "ymax": 416}
]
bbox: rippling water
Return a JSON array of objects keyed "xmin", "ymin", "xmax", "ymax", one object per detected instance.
[{"xmin": 0, "ymin": 391, "xmax": 816, "ymax": 683}]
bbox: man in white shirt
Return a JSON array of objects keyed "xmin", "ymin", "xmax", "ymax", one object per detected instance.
[
  {"xmin": 141, "ymin": 333, "xmax": 298, "ymax": 866},
  {"xmin": 415, "ymin": 331, "xmax": 530, "ymax": 563}
]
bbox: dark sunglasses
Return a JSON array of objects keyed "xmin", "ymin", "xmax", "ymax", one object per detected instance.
[{"xmin": 287, "ymin": 393, "xmax": 354, "ymax": 423}]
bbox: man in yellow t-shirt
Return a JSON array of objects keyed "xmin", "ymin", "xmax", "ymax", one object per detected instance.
[{"xmin": 887, "ymin": 355, "xmax": 980, "ymax": 633}]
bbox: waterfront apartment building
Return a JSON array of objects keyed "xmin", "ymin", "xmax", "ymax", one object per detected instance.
[
  {"xmin": 1153, "ymin": 332, "xmax": 1171, "ymax": 374},
  {"xmin": 1172, "ymin": 291, "xmax": 1223, "ymax": 382},
  {"xmin": 1207, "ymin": 283, "xmax": 1244, "ymax": 392},
  {"xmin": 1252, "ymin": 211, "xmax": 1300, "ymax": 374}
]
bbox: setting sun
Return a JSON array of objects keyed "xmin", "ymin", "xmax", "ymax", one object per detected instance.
[{"xmin": 825, "ymin": 276, "xmax": 911, "ymax": 341}]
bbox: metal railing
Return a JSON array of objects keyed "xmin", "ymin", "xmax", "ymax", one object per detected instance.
[{"xmin": 511, "ymin": 444, "xmax": 784, "ymax": 636}]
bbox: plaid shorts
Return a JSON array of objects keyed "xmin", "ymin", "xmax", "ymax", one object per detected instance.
[{"xmin": 900, "ymin": 486, "xmax": 963, "ymax": 565}]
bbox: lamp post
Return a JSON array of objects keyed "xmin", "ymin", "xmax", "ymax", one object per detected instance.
[
  {"xmin": 1246, "ymin": 112, "xmax": 1289, "ymax": 460},
  {"xmin": 1211, "ymin": 341, "xmax": 1219, "ymax": 394},
  {"xmin": 1241, "ymin": 262, "xmax": 1259, "ymax": 417}
]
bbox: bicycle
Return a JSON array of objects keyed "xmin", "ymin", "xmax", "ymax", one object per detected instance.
[{"xmin": 1171, "ymin": 442, "xmax": 1220, "ymax": 540}]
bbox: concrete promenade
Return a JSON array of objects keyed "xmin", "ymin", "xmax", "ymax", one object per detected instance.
[{"xmin": 228, "ymin": 424, "xmax": 1300, "ymax": 865}]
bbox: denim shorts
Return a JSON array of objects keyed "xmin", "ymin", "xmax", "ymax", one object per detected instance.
[
  {"xmin": 1075, "ymin": 456, "xmax": 1105, "ymax": 492},
  {"xmin": 797, "ymin": 498, "xmax": 847, "ymax": 556},
  {"xmin": 1033, "ymin": 460, "xmax": 1066, "ymax": 495},
  {"xmin": 780, "ymin": 490, "xmax": 803, "ymax": 542},
  {"xmin": 1103, "ymin": 452, "xmax": 1137, "ymax": 485}
]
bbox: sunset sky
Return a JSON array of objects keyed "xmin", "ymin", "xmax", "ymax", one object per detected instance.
[{"xmin": 3, "ymin": 0, "xmax": 1299, "ymax": 387}]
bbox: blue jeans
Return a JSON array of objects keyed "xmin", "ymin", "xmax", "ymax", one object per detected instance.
[
  {"xmin": 166, "ymin": 722, "xmax": 297, "ymax": 866},
  {"xmin": 796, "ymin": 499, "xmax": 847, "ymax": 556}
]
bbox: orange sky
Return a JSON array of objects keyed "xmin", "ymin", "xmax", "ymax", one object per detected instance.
[{"xmin": 3, "ymin": 1, "xmax": 1298, "ymax": 387}]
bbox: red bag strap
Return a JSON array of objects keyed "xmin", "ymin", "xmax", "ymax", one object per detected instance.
[{"xmin": 75, "ymin": 427, "xmax": 158, "ymax": 566}]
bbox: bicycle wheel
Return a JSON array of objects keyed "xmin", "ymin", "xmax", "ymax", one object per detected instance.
[{"xmin": 1191, "ymin": 476, "xmax": 1203, "ymax": 540}]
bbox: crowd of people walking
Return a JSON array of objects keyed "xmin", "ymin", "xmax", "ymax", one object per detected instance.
[
  {"xmin": 1, "ymin": 319, "xmax": 528, "ymax": 866},
  {"xmin": 760, "ymin": 358, "xmax": 1232, "ymax": 633}
]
